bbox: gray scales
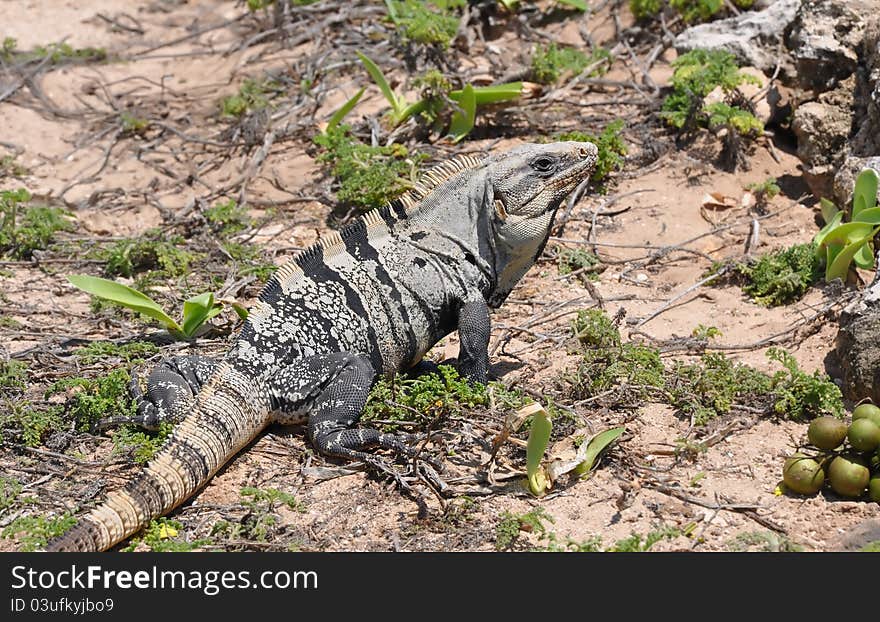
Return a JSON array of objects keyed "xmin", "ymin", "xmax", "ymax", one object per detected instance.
[{"xmin": 45, "ymin": 141, "xmax": 598, "ymax": 552}]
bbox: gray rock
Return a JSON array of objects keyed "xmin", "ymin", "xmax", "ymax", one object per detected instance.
[
  {"xmin": 674, "ymin": 0, "xmax": 800, "ymax": 75},
  {"xmin": 791, "ymin": 80, "xmax": 855, "ymax": 200},
  {"xmin": 786, "ymin": 0, "xmax": 870, "ymax": 92},
  {"xmin": 832, "ymin": 156, "xmax": 880, "ymax": 207},
  {"xmin": 836, "ymin": 295, "xmax": 880, "ymax": 404}
]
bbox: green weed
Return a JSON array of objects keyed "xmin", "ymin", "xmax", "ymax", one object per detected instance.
[
  {"xmin": 73, "ymin": 341, "xmax": 159, "ymax": 365},
  {"xmin": 660, "ymin": 49, "xmax": 761, "ymax": 135},
  {"xmin": 0, "ymin": 189, "xmax": 74, "ymax": 259},
  {"xmin": 767, "ymin": 348, "xmax": 843, "ymax": 420},
  {"xmin": 363, "ymin": 365, "xmax": 525, "ymax": 431},
  {"xmin": 96, "ymin": 235, "xmax": 195, "ymax": 279},
  {"xmin": 220, "ymin": 78, "xmax": 282, "ymax": 118},
  {"xmin": 313, "ymin": 125, "xmax": 422, "ymax": 212},
  {"xmin": 555, "ymin": 246, "xmax": 603, "ymax": 278},
  {"xmin": 738, "ymin": 243, "xmax": 822, "ymax": 307},
  {"xmin": 205, "ymin": 199, "xmax": 251, "ymax": 236},
  {"xmin": 531, "ymin": 43, "xmax": 610, "ymax": 85},
  {"xmin": 48, "ymin": 369, "xmax": 136, "ymax": 432},
  {"xmin": 727, "ymin": 531, "xmax": 803, "ymax": 552},
  {"xmin": 495, "ymin": 507, "xmax": 554, "ymax": 550},
  {"xmin": 123, "ymin": 517, "xmax": 210, "ymax": 552},
  {"xmin": 0, "ymin": 155, "xmax": 28, "ymax": 177},
  {"xmin": 112, "ymin": 422, "xmax": 173, "ymax": 464},
  {"xmin": 2, "ymin": 512, "xmax": 76, "ymax": 551},
  {"xmin": 384, "ymin": 0, "xmax": 465, "ymax": 49},
  {"xmin": 221, "ymin": 242, "xmax": 276, "ymax": 281}
]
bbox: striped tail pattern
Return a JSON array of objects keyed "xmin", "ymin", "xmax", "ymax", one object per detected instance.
[{"xmin": 45, "ymin": 363, "xmax": 270, "ymax": 552}]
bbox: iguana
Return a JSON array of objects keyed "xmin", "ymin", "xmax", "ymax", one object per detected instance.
[{"xmin": 45, "ymin": 140, "xmax": 598, "ymax": 552}]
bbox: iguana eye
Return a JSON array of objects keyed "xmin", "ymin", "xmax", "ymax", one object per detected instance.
[{"xmin": 531, "ymin": 156, "xmax": 556, "ymax": 173}]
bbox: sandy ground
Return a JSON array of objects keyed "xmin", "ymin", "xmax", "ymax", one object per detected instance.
[{"xmin": 0, "ymin": 0, "xmax": 877, "ymax": 552}]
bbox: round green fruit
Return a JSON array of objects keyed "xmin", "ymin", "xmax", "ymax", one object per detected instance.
[
  {"xmin": 847, "ymin": 418, "xmax": 880, "ymax": 452},
  {"xmin": 783, "ymin": 455, "xmax": 825, "ymax": 495},
  {"xmin": 828, "ymin": 454, "xmax": 870, "ymax": 498},
  {"xmin": 852, "ymin": 403, "xmax": 880, "ymax": 427},
  {"xmin": 808, "ymin": 416, "xmax": 848, "ymax": 450},
  {"xmin": 870, "ymin": 474, "xmax": 880, "ymax": 503}
]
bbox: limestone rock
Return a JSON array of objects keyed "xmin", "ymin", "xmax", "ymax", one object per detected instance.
[{"xmin": 674, "ymin": 0, "xmax": 800, "ymax": 77}]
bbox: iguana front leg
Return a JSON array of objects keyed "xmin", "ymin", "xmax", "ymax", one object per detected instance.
[{"xmin": 455, "ymin": 296, "xmax": 491, "ymax": 384}]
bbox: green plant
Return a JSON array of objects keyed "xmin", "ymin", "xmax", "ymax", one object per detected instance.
[
  {"xmin": 354, "ymin": 51, "xmax": 524, "ymax": 140},
  {"xmin": 0, "ymin": 189, "xmax": 74, "ymax": 259},
  {"xmin": 670, "ymin": 0, "xmax": 723, "ymax": 22},
  {"xmin": 747, "ymin": 177, "xmax": 781, "ymax": 201},
  {"xmin": 767, "ymin": 348, "xmax": 843, "ymax": 420},
  {"xmin": 112, "ymin": 422, "xmax": 173, "ymax": 464},
  {"xmin": 98, "ymin": 235, "xmax": 195, "ymax": 279},
  {"xmin": 526, "ymin": 406, "xmax": 553, "ymax": 496},
  {"xmin": 495, "ymin": 507, "xmax": 554, "ymax": 550},
  {"xmin": 0, "ymin": 154, "xmax": 28, "ymax": 177},
  {"xmin": 607, "ymin": 526, "xmax": 681, "ymax": 552},
  {"xmin": 556, "ymin": 245, "xmax": 603, "ymax": 278},
  {"xmin": 0, "ymin": 359, "xmax": 27, "ymax": 393},
  {"xmin": 660, "ymin": 49, "xmax": 761, "ymax": 134},
  {"xmin": 705, "ymin": 102, "xmax": 763, "ymax": 136},
  {"xmin": 813, "ymin": 168, "xmax": 880, "ymax": 282},
  {"xmin": 531, "ymin": 43, "xmax": 610, "ymax": 85},
  {"xmin": 737, "ymin": 243, "xmax": 822, "ymax": 306},
  {"xmin": 67, "ymin": 275, "xmax": 244, "ymax": 340},
  {"xmin": 221, "ymin": 242, "xmax": 276, "ymax": 280},
  {"xmin": 313, "ymin": 124, "xmax": 421, "ymax": 211},
  {"xmin": 555, "ymin": 120, "xmax": 627, "ymax": 183},
  {"xmin": 384, "ymin": 0, "xmax": 465, "ymax": 48},
  {"xmin": 122, "ymin": 517, "xmax": 210, "ymax": 552},
  {"xmin": 691, "ymin": 324, "xmax": 721, "ymax": 340},
  {"xmin": 49, "ymin": 368, "xmax": 135, "ymax": 431},
  {"xmin": 2, "ymin": 512, "xmax": 76, "ymax": 551},
  {"xmin": 630, "ymin": 0, "xmax": 662, "ymax": 18},
  {"xmin": 73, "ymin": 340, "xmax": 159, "ymax": 364},
  {"xmin": 205, "ymin": 199, "xmax": 251, "ymax": 236},
  {"xmin": 235, "ymin": 486, "xmax": 305, "ymax": 542},
  {"xmin": 220, "ymin": 77, "xmax": 282, "ymax": 118},
  {"xmin": 0, "ymin": 476, "xmax": 29, "ymax": 513},
  {"xmin": 362, "ymin": 365, "xmax": 525, "ymax": 431}
]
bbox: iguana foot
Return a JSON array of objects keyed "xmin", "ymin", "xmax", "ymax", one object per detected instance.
[{"xmin": 97, "ymin": 354, "xmax": 219, "ymax": 431}]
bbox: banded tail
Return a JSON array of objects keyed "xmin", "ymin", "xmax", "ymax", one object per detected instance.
[{"xmin": 45, "ymin": 364, "xmax": 270, "ymax": 552}]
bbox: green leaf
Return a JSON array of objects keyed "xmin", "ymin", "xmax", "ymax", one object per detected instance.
[
  {"xmin": 574, "ymin": 427, "xmax": 626, "ymax": 476},
  {"xmin": 356, "ymin": 51, "xmax": 405, "ymax": 121},
  {"xmin": 181, "ymin": 292, "xmax": 220, "ymax": 338},
  {"xmin": 853, "ymin": 206, "xmax": 880, "ymax": 224},
  {"xmin": 67, "ymin": 275, "xmax": 182, "ymax": 334},
  {"xmin": 853, "ymin": 242, "xmax": 876, "ymax": 270},
  {"xmin": 448, "ymin": 83, "xmax": 476, "ymax": 143},
  {"xmin": 813, "ymin": 210, "xmax": 844, "ymax": 258},
  {"xmin": 497, "ymin": 0, "xmax": 519, "ymax": 9},
  {"xmin": 819, "ymin": 197, "xmax": 839, "ymax": 225},
  {"xmin": 825, "ymin": 227, "xmax": 880, "ymax": 281},
  {"xmin": 822, "ymin": 221, "xmax": 878, "ymax": 247},
  {"xmin": 853, "ymin": 168, "xmax": 879, "ymax": 220},
  {"xmin": 451, "ymin": 82, "xmax": 523, "ymax": 106},
  {"xmin": 555, "ymin": 0, "xmax": 587, "ymax": 10},
  {"xmin": 326, "ymin": 87, "xmax": 365, "ymax": 132},
  {"xmin": 525, "ymin": 406, "xmax": 552, "ymax": 496}
]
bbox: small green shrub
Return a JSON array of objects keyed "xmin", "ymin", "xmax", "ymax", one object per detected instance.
[
  {"xmin": 556, "ymin": 246, "xmax": 603, "ymax": 278},
  {"xmin": 221, "ymin": 242, "xmax": 276, "ymax": 280},
  {"xmin": 205, "ymin": 199, "xmax": 251, "ymax": 236},
  {"xmin": 122, "ymin": 517, "xmax": 210, "ymax": 552},
  {"xmin": 767, "ymin": 348, "xmax": 843, "ymax": 420},
  {"xmin": 362, "ymin": 365, "xmax": 525, "ymax": 431},
  {"xmin": 2, "ymin": 512, "xmax": 76, "ymax": 551},
  {"xmin": 630, "ymin": 0, "xmax": 662, "ymax": 18},
  {"xmin": 495, "ymin": 507, "xmax": 554, "ymax": 550},
  {"xmin": 313, "ymin": 125, "xmax": 421, "ymax": 212},
  {"xmin": 98, "ymin": 235, "xmax": 195, "ymax": 279},
  {"xmin": 0, "ymin": 189, "xmax": 74, "ymax": 259},
  {"xmin": 670, "ymin": 0, "xmax": 722, "ymax": 22},
  {"xmin": 112, "ymin": 422, "xmax": 173, "ymax": 464},
  {"xmin": 49, "ymin": 369, "xmax": 136, "ymax": 432},
  {"xmin": 738, "ymin": 243, "xmax": 822, "ymax": 307},
  {"xmin": 220, "ymin": 78, "xmax": 282, "ymax": 118},
  {"xmin": 572, "ymin": 309, "xmax": 621, "ymax": 349},
  {"xmin": 384, "ymin": 0, "xmax": 465, "ymax": 48},
  {"xmin": 73, "ymin": 341, "xmax": 159, "ymax": 364},
  {"xmin": 660, "ymin": 49, "xmax": 761, "ymax": 135},
  {"xmin": 531, "ymin": 43, "xmax": 610, "ymax": 85}
]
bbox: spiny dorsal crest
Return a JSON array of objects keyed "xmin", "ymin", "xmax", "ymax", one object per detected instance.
[{"xmin": 266, "ymin": 153, "xmax": 486, "ymax": 290}]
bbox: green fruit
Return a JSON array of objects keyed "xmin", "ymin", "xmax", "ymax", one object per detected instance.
[
  {"xmin": 828, "ymin": 454, "xmax": 870, "ymax": 498},
  {"xmin": 871, "ymin": 450, "xmax": 880, "ymax": 471},
  {"xmin": 870, "ymin": 474, "xmax": 880, "ymax": 503},
  {"xmin": 807, "ymin": 416, "xmax": 848, "ymax": 450},
  {"xmin": 783, "ymin": 455, "xmax": 825, "ymax": 495},
  {"xmin": 852, "ymin": 403, "xmax": 880, "ymax": 427},
  {"xmin": 847, "ymin": 418, "xmax": 880, "ymax": 452}
]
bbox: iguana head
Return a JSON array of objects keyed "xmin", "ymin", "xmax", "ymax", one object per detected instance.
[{"xmin": 483, "ymin": 141, "xmax": 598, "ymax": 307}]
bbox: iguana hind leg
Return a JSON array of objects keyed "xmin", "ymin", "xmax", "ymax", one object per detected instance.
[
  {"xmin": 97, "ymin": 354, "xmax": 219, "ymax": 431},
  {"xmin": 267, "ymin": 353, "xmax": 422, "ymax": 462}
]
